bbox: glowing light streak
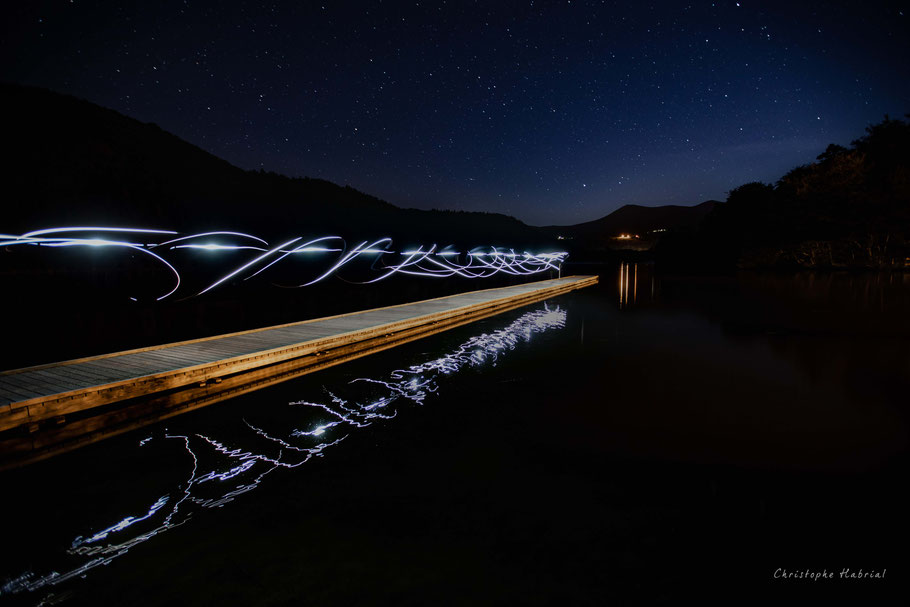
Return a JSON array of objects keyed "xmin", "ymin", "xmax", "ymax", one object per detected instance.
[
  {"xmin": 2, "ymin": 227, "xmax": 568, "ymax": 300},
  {"xmin": 196, "ymin": 236, "xmax": 302, "ymax": 295},
  {"xmin": 293, "ymin": 421, "xmax": 343, "ymax": 437},
  {"xmin": 364, "ymin": 244, "xmax": 436, "ymax": 283},
  {"xmin": 41, "ymin": 238, "xmax": 145, "ymax": 248},
  {"xmin": 71, "ymin": 496, "xmax": 170, "ymax": 548},
  {"xmin": 20, "ymin": 227, "xmax": 178, "ymax": 239},
  {"xmin": 298, "ymin": 238, "xmax": 393, "ymax": 287},
  {"xmin": 197, "ymin": 460, "xmax": 256, "ymax": 483},
  {"xmin": 155, "ymin": 231, "xmax": 269, "ymax": 248},
  {"xmin": 290, "ymin": 246, "xmax": 344, "ymax": 253},
  {"xmin": 127, "ymin": 244, "xmax": 183, "ymax": 301},
  {"xmin": 245, "ymin": 236, "xmax": 345, "ymax": 281},
  {"xmin": 0, "ymin": 235, "xmax": 184, "ymax": 300},
  {"xmin": 0, "ymin": 236, "xmax": 137, "ymax": 248},
  {"xmin": 172, "ymin": 243, "xmax": 268, "ymax": 251}
]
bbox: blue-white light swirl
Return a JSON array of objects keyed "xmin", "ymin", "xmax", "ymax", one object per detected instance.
[{"xmin": 0, "ymin": 227, "xmax": 567, "ymax": 300}]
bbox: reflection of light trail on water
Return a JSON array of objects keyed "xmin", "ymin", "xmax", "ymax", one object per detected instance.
[
  {"xmin": 0, "ymin": 304, "xmax": 566, "ymax": 598},
  {"xmin": 0, "ymin": 227, "xmax": 568, "ymax": 300}
]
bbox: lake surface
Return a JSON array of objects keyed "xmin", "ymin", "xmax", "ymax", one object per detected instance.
[{"xmin": 1, "ymin": 266, "xmax": 908, "ymax": 605}]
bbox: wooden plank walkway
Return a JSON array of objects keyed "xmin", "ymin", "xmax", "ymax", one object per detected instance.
[{"xmin": 0, "ymin": 275, "xmax": 596, "ymax": 466}]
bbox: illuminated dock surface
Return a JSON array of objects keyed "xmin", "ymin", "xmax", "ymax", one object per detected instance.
[{"xmin": 0, "ymin": 275, "xmax": 597, "ymax": 468}]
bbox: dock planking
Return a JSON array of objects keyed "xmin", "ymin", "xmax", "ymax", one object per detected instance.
[{"xmin": 0, "ymin": 275, "xmax": 597, "ymax": 467}]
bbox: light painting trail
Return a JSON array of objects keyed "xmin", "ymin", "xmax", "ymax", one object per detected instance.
[
  {"xmin": 0, "ymin": 304, "xmax": 567, "ymax": 599},
  {"xmin": 0, "ymin": 227, "xmax": 568, "ymax": 300}
]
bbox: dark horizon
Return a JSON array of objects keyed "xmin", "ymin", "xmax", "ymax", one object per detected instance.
[{"xmin": 3, "ymin": 1, "xmax": 908, "ymax": 225}]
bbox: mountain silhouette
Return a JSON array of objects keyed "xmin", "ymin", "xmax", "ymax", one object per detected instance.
[
  {"xmin": 548, "ymin": 201, "xmax": 719, "ymax": 238},
  {"xmin": 3, "ymin": 83, "xmax": 722, "ymax": 254},
  {"xmin": 2, "ymin": 83, "xmax": 544, "ymax": 248}
]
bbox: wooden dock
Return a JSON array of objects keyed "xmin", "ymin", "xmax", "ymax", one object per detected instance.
[{"xmin": 0, "ymin": 275, "xmax": 597, "ymax": 468}]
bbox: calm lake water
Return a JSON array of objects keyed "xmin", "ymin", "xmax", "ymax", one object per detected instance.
[{"xmin": 2, "ymin": 266, "xmax": 908, "ymax": 605}]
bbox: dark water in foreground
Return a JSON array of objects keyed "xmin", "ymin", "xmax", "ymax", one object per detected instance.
[{"xmin": 1, "ymin": 267, "xmax": 909, "ymax": 605}]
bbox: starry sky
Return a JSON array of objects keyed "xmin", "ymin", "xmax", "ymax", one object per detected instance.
[{"xmin": 2, "ymin": 1, "xmax": 908, "ymax": 226}]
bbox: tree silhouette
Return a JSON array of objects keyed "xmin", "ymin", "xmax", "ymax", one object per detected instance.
[{"xmin": 660, "ymin": 115, "xmax": 910, "ymax": 269}]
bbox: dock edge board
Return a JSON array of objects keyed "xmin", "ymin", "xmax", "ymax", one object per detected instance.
[{"xmin": 0, "ymin": 275, "xmax": 597, "ymax": 468}]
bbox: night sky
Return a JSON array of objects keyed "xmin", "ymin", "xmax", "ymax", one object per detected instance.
[{"xmin": 2, "ymin": 1, "xmax": 908, "ymax": 226}]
